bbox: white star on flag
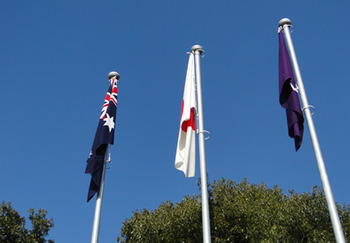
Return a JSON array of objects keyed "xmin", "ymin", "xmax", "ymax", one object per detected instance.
[{"xmin": 103, "ymin": 113, "xmax": 115, "ymax": 132}]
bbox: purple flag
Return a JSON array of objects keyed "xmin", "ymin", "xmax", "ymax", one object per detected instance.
[
  {"xmin": 279, "ymin": 30, "xmax": 304, "ymax": 151},
  {"xmin": 85, "ymin": 78, "xmax": 118, "ymax": 202}
]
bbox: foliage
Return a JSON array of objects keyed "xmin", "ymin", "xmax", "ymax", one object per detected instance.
[
  {"xmin": 116, "ymin": 178, "xmax": 350, "ymax": 242},
  {"xmin": 0, "ymin": 201, "xmax": 54, "ymax": 243},
  {"xmin": 116, "ymin": 196, "xmax": 202, "ymax": 242}
]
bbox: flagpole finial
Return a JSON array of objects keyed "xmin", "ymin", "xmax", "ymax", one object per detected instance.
[
  {"xmin": 191, "ymin": 45, "xmax": 204, "ymax": 55},
  {"xmin": 108, "ymin": 71, "xmax": 120, "ymax": 80},
  {"xmin": 279, "ymin": 18, "xmax": 292, "ymax": 27}
]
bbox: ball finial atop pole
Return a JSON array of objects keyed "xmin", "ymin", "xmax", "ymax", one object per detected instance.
[
  {"xmin": 279, "ymin": 18, "xmax": 292, "ymax": 27},
  {"xmin": 191, "ymin": 45, "xmax": 204, "ymax": 55},
  {"xmin": 108, "ymin": 71, "xmax": 120, "ymax": 80}
]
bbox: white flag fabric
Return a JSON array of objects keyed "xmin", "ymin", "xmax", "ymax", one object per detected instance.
[{"xmin": 175, "ymin": 53, "xmax": 196, "ymax": 177}]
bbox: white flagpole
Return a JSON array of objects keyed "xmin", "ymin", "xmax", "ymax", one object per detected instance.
[
  {"xmin": 90, "ymin": 72, "xmax": 120, "ymax": 243},
  {"xmin": 192, "ymin": 45, "xmax": 212, "ymax": 243},
  {"xmin": 279, "ymin": 19, "xmax": 346, "ymax": 243},
  {"xmin": 90, "ymin": 146, "xmax": 108, "ymax": 243}
]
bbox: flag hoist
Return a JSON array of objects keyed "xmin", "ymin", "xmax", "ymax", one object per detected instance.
[
  {"xmin": 85, "ymin": 71, "xmax": 120, "ymax": 243},
  {"xmin": 278, "ymin": 18, "xmax": 346, "ymax": 242},
  {"xmin": 175, "ymin": 45, "xmax": 212, "ymax": 243}
]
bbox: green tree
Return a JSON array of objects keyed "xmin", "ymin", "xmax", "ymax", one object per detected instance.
[
  {"xmin": 0, "ymin": 201, "xmax": 54, "ymax": 243},
  {"xmin": 116, "ymin": 178, "xmax": 350, "ymax": 242}
]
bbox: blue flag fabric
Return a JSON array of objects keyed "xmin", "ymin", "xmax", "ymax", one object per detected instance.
[
  {"xmin": 279, "ymin": 30, "xmax": 304, "ymax": 151},
  {"xmin": 85, "ymin": 78, "xmax": 118, "ymax": 202}
]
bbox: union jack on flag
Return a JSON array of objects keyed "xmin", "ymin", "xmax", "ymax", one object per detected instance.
[{"xmin": 85, "ymin": 77, "xmax": 118, "ymax": 202}]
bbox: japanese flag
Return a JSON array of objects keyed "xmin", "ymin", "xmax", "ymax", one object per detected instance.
[{"xmin": 175, "ymin": 53, "xmax": 196, "ymax": 177}]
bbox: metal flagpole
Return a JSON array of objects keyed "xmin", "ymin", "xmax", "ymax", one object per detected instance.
[
  {"xmin": 90, "ymin": 72, "xmax": 120, "ymax": 243},
  {"xmin": 279, "ymin": 18, "xmax": 346, "ymax": 243},
  {"xmin": 192, "ymin": 45, "xmax": 212, "ymax": 243},
  {"xmin": 91, "ymin": 146, "xmax": 108, "ymax": 243}
]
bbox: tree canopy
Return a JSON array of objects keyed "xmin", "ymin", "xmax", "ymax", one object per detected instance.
[
  {"xmin": 0, "ymin": 201, "xmax": 54, "ymax": 243},
  {"xmin": 116, "ymin": 178, "xmax": 350, "ymax": 242}
]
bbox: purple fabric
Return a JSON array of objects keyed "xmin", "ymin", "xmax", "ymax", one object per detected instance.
[{"xmin": 279, "ymin": 31, "xmax": 304, "ymax": 151}]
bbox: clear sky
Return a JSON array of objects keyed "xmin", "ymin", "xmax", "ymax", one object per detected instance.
[{"xmin": 1, "ymin": 1, "xmax": 350, "ymax": 242}]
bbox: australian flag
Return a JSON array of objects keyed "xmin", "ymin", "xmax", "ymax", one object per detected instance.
[
  {"xmin": 85, "ymin": 77, "xmax": 118, "ymax": 202},
  {"xmin": 279, "ymin": 29, "xmax": 304, "ymax": 151}
]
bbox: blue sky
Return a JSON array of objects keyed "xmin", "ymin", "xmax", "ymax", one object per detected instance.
[{"xmin": 1, "ymin": 1, "xmax": 350, "ymax": 242}]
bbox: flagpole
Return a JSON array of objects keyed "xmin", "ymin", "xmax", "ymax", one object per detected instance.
[
  {"xmin": 90, "ymin": 71, "xmax": 120, "ymax": 243},
  {"xmin": 192, "ymin": 45, "xmax": 212, "ymax": 243},
  {"xmin": 90, "ymin": 146, "xmax": 108, "ymax": 243},
  {"xmin": 279, "ymin": 19, "xmax": 346, "ymax": 243}
]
